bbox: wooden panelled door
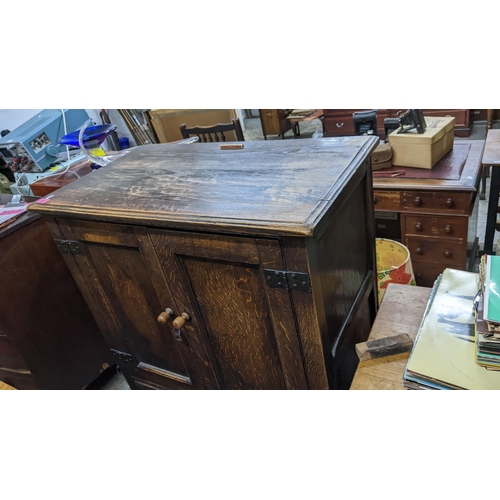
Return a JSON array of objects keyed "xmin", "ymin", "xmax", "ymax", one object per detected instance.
[
  {"xmin": 55, "ymin": 219, "xmax": 308, "ymax": 390},
  {"xmin": 54, "ymin": 219, "xmax": 209, "ymax": 390},
  {"xmin": 149, "ymin": 229, "xmax": 308, "ymax": 390}
]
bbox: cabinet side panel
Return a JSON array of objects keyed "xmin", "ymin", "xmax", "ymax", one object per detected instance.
[{"xmin": 316, "ymin": 176, "xmax": 377, "ymax": 388}]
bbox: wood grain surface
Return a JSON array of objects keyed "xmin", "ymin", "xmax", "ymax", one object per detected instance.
[
  {"xmin": 28, "ymin": 137, "xmax": 379, "ymax": 237},
  {"xmin": 350, "ymin": 283, "xmax": 431, "ymax": 390}
]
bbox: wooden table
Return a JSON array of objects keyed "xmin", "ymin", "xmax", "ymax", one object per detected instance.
[
  {"xmin": 350, "ymin": 283, "xmax": 431, "ymax": 390},
  {"xmin": 372, "ymin": 140, "xmax": 484, "ymax": 287},
  {"xmin": 482, "ymin": 130, "xmax": 500, "ymax": 255}
]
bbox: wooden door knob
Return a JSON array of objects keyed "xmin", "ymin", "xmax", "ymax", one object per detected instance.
[
  {"xmin": 414, "ymin": 197, "xmax": 422, "ymax": 207},
  {"xmin": 157, "ymin": 308, "xmax": 174, "ymax": 324},
  {"xmin": 173, "ymin": 313, "xmax": 191, "ymax": 329},
  {"xmin": 445, "ymin": 225, "xmax": 452, "ymax": 234},
  {"xmin": 446, "ymin": 198, "xmax": 453, "ymax": 208},
  {"xmin": 415, "ymin": 222, "xmax": 423, "ymax": 232},
  {"xmin": 444, "ymin": 250, "xmax": 452, "ymax": 258}
]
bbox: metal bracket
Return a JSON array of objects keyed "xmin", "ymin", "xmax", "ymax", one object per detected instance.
[
  {"xmin": 263, "ymin": 269, "xmax": 311, "ymax": 293},
  {"xmin": 54, "ymin": 239, "xmax": 83, "ymax": 255},
  {"xmin": 110, "ymin": 349, "xmax": 133, "ymax": 363}
]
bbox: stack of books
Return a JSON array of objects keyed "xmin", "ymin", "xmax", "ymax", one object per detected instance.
[
  {"xmin": 475, "ymin": 254, "xmax": 500, "ymax": 370},
  {"xmin": 403, "ymin": 268, "xmax": 500, "ymax": 389}
]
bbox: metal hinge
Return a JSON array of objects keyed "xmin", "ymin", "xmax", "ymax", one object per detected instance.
[
  {"xmin": 54, "ymin": 239, "xmax": 83, "ymax": 255},
  {"xmin": 110, "ymin": 349, "xmax": 134, "ymax": 363},
  {"xmin": 263, "ymin": 269, "xmax": 311, "ymax": 293}
]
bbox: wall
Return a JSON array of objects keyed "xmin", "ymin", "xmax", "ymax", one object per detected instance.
[{"xmin": 0, "ymin": 109, "xmax": 131, "ymax": 151}]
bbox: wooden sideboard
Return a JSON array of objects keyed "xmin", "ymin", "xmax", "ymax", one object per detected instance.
[
  {"xmin": 29, "ymin": 137, "xmax": 380, "ymax": 390},
  {"xmin": 0, "ymin": 195, "xmax": 112, "ymax": 389},
  {"xmin": 324, "ymin": 109, "xmax": 472, "ymax": 139},
  {"xmin": 372, "ymin": 140, "xmax": 483, "ymax": 287}
]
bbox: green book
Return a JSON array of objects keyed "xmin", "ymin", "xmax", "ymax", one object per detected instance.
[{"xmin": 484, "ymin": 255, "xmax": 500, "ymax": 324}]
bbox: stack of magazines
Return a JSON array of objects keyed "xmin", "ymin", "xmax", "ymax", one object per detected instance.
[
  {"xmin": 403, "ymin": 268, "xmax": 500, "ymax": 389},
  {"xmin": 475, "ymin": 255, "xmax": 500, "ymax": 370}
]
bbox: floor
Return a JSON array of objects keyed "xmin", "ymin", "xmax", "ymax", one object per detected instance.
[{"xmin": 99, "ymin": 113, "xmax": 499, "ymax": 390}]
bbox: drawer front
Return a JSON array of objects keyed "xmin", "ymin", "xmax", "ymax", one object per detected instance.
[
  {"xmin": 324, "ymin": 116, "xmax": 355, "ymax": 136},
  {"xmin": 404, "ymin": 215, "xmax": 468, "ymax": 239},
  {"xmin": 405, "ymin": 236, "xmax": 466, "ymax": 267},
  {"xmin": 373, "ymin": 190, "xmax": 401, "ymax": 211},
  {"xmin": 421, "ymin": 109, "xmax": 469, "ymax": 128},
  {"xmin": 402, "ymin": 191, "xmax": 471, "ymax": 214},
  {"xmin": 412, "ymin": 261, "xmax": 461, "ymax": 288}
]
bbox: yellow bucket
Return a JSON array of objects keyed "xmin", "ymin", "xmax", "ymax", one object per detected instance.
[{"xmin": 375, "ymin": 238, "xmax": 416, "ymax": 305}]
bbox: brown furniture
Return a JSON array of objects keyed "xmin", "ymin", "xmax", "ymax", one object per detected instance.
[
  {"xmin": 481, "ymin": 130, "xmax": 500, "ymax": 255},
  {"xmin": 0, "ymin": 194, "xmax": 112, "ymax": 389},
  {"xmin": 324, "ymin": 109, "xmax": 472, "ymax": 139},
  {"xmin": 350, "ymin": 283, "xmax": 431, "ymax": 390},
  {"xmin": 30, "ymin": 159, "xmax": 93, "ymax": 197},
  {"xmin": 179, "ymin": 118, "xmax": 245, "ymax": 143},
  {"xmin": 259, "ymin": 109, "xmax": 294, "ymax": 139},
  {"xmin": 29, "ymin": 137, "xmax": 380, "ymax": 390},
  {"xmin": 372, "ymin": 140, "xmax": 483, "ymax": 287}
]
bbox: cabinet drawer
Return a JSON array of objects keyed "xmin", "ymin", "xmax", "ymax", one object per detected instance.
[
  {"xmin": 404, "ymin": 215, "xmax": 468, "ymax": 239},
  {"xmin": 373, "ymin": 191, "xmax": 401, "ymax": 211},
  {"xmin": 324, "ymin": 117, "xmax": 355, "ymax": 136},
  {"xmin": 405, "ymin": 236, "xmax": 466, "ymax": 267},
  {"xmin": 412, "ymin": 261, "xmax": 461, "ymax": 288},
  {"xmin": 402, "ymin": 191, "xmax": 471, "ymax": 214}
]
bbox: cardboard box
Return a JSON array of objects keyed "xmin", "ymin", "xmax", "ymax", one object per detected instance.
[
  {"xmin": 148, "ymin": 109, "xmax": 237, "ymax": 143},
  {"xmin": 388, "ymin": 116, "xmax": 455, "ymax": 169}
]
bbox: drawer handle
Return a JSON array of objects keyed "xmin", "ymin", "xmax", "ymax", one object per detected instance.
[
  {"xmin": 336, "ymin": 122, "xmax": 344, "ymax": 128},
  {"xmin": 415, "ymin": 247, "xmax": 423, "ymax": 254},
  {"xmin": 374, "ymin": 197, "xmax": 378, "ymax": 205},
  {"xmin": 415, "ymin": 222, "xmax": 423, "ymax": 232},
  {"xmin": 414, "ymin": 197, "xmax": 422, "ymax": 207},
  {"xmin": 157, "ymin": 308, "xmax": 174, "ymax": 324},
  {"xmin": 446, "ymin": 198, "xmax": 453, "ymax": 208},
  {"xmin": 445, "ymin": 225, "xmax": 452, "ymax": 234},
  {"xmin": 444, "ymin": 250, "xmax": 452, "ymax": 258}
]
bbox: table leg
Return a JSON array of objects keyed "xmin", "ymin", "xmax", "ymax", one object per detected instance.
[
  {"xmin": 480, "ymin": 165, "xmax": 489, "ymax": 201},
  {"xmin": 487, "ymin": 109, "xmax": 495, "ymax": 131},
  {"xmin": 484, "ymin": 164, "xmax": 500, "ymax": 254}
]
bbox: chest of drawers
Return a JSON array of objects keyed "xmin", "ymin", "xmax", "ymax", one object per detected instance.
[{"xmin": 373, "ymin": 140, "xmax": 483, "ymax": 287}]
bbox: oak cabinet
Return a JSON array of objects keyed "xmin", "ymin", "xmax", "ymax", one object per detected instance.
[{"xmin": 30, "ymin": 137, "xmax": 379, "ymax": 390}]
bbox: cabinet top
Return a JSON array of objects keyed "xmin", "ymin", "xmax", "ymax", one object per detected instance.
[{"xmin": 29, "ymin": 137, "xmax": 378, "ymax": 237}]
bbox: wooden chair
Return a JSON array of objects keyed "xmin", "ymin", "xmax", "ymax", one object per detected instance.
[{"xmin": 179, "ymin": 118, "xmax": 245, "ymax": 143}]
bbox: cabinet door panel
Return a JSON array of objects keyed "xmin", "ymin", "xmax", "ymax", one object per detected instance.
[
  {"xmin": 57, "ymin": 219, "xmax": 208, "ymax": 390},
  {"xmin": 150, "ymin": 230, "xmax": 308, "ymax": 390}
]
